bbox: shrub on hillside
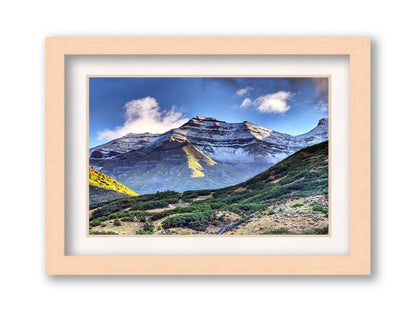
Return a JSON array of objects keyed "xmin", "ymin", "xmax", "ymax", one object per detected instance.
[
  {"xmin": 90, "ymin": 230, "xmax": 118, "ymax": 235},
  {"xmin": 261, "ymin": 228, "xmax": 293, "ymax": 235},
  {"xmin": 162, "ymin": 211, "xmax": 214, "ymax": 231},
  {"xmin": 292, "ymin": 203, "xmax": 304, "ymax": 208},
  {"xmin": 302, "ymin": 227, "xmax": 329, "ymax": 235},
  {"xmin": 312, "ymin": 205, "xmax": 328, "ymax": 216}
]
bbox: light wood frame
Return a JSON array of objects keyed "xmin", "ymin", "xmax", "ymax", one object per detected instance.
[{"xmin": 45, "ymin": 37, "xmax": 371, "ymax": 275}]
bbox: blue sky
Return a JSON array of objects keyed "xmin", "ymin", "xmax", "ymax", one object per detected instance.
[{"xmin": 89, "ymin": 77, "xmax": 328, "ymax": 147}]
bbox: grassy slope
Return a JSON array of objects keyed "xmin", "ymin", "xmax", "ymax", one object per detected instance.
[
  {"xmin": 89, "ymin": 141, "xmax": 328, "ymax": 234},
  {"xmin": 89, "ymin": 167, "xmax": 138, "ymax": 196},
  {"xmin": 212, "ymin": 140, "xmax": 328, "ymax": 201}
]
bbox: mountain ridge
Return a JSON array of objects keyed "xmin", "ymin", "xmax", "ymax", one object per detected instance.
[
  {"xmin": 90, "ymin": 116, "xmax": 327, "ymax": 158},
  {"xmin": 90, "ymin": 116, "xmax": 328, "ymax": 194}
]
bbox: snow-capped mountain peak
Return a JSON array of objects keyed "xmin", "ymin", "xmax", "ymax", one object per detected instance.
[
  {"xmin": 89, "ymin": 116, "xmax": 328, "ymax": 194},
  {"xmin": 318, "ymin": 117, "xmax": 328, "ymax": 126},
  {"xmin": 295, "ymin": 118, "xmax": 328, "ymax": 145}
]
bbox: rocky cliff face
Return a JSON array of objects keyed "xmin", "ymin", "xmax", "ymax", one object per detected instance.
[{"xmin": 90, "ymin": 116, "xmax": 328, "ymax": 194}]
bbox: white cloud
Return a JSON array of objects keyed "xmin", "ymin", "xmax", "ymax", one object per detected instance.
[
  {"xmin": 98, "ymin": 97, "xmax": 189, "ymax": 141},
  {"xmin": 240, "ymin": 98, "xmax": 253, "ymax": 108},
  {"xmin": 240, "ymin": 91, "xmax": 292, "ymax": 114},
  {"xmin": 254, "ymin": 91, "xmax": 292, "ymax": 113},
  {"xmin": 235, "ymin": 87, "xmax": 253, "ymax": 96}
]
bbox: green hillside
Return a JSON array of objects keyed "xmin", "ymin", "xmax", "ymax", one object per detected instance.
[
  {"xmin": 88, "ymin": 141, "xmax": 329, "ymax": 235},
  {"xmin": 89, "ymin": 167, "xmax": 138, "ymax": 204}
]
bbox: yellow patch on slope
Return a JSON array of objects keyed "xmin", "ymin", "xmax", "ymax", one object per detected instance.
[
  {"xmin": 89, "ymin": 167, "xmax": 138, "ymax": 196},
  {"xmin": 182, "ymin": 145, "xmax": 216, "ymax": 178}
]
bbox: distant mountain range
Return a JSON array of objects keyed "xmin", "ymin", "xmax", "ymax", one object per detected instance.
[{"xmin": 89, "ymin": 116, "xmax": 328, "ymax": 194}]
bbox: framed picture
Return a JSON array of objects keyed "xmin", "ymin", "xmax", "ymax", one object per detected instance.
[{"xmin": 45, "ymin": 37, "xmax": 371, "ymax": 275}]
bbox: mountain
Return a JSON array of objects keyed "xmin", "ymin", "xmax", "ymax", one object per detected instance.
[
  {"xmin": 90, "ymin": 116, "xmax": 328, "ymax": 194},
  {"xmin": 89, "ymin": 167, "xmax": 138, "ymax": 204},
  {"xmin": 88, "ymin": 141, "xmax": 329, "ymax": 235},
  {"xmin": 295, "ymin": 117, "xmax": 328, "ymax": 145}
]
